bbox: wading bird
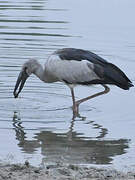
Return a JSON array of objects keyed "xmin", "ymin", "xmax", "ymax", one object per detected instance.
[{"xmin": 13, "ymin": 48, "xmax": 133, "ymax": 116}]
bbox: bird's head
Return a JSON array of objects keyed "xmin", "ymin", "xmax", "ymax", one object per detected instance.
[{"xmin": 13, "ymin": 59, "xmax": 39, "ymax": 98}]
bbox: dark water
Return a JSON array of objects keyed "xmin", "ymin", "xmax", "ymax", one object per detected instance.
[{"xmin": 0, "ymin": 0, "xmax": 135, "ymax": 171}]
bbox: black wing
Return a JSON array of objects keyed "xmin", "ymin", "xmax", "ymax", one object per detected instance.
[
  {"xmin": 56, "ymin": 48, "xmax": 133, "ymax": 90},
  {"xmin": 56, "ymin": 48, "xmax": 108, "ymax": 65}
]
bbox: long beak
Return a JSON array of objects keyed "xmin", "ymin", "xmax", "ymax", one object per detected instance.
[{"xmin": 13, "ymin": 70, "xmax": 29, "ymax": 98}]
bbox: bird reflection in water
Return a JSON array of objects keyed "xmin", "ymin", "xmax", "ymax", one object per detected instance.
[
  {"xmin": 13, "ymin": 112, "xmax": 40, "ymax": 153},
  {"xmin": 12, "ymin": 111, "xmax": 130, "ymax": 165}
]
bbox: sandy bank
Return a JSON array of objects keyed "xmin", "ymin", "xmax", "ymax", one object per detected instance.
[{"xmin": 0, "ymin": 162, "xmax": 135, "ymax": 180}]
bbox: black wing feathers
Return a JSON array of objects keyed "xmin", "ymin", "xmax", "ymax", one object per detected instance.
[
  {"xmin": 56, "ymin": 48, "xmax": 133, "ymax": 90},
  {"xmin": 103, "ymin": 63, "xmax": 133, "ymax": 90},
  {"xmin": 56, "ymin": 48, "xmax": 107, "ymax": 64}
]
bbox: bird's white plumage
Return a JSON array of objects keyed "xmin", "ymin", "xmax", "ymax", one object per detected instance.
[{"xmin": 44, "ymin": 54, "xmax": 99, "ymax": 84}]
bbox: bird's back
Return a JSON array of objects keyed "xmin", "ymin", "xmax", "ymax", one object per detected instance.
[{"xmin": 55, "ymin": 48, "xmax": 108, "ymax": 64}]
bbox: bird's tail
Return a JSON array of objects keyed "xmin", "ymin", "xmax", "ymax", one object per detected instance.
[{"xmin": 104, "ymin": 63, "xmax": 134, "ymax": 90}]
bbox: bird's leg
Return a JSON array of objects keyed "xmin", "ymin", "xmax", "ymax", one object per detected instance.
[
  {"xmin": 75, "ymin": 85, "xmax": 110, "ymax": 107},
  {"xmin": 70, "ymin": 87, "xmax": 79, "ymax": 116}
]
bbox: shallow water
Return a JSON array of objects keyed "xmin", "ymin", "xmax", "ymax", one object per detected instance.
[{"xmin": 0, "ymin": 0, "xmax": 135, "ymax": 171}]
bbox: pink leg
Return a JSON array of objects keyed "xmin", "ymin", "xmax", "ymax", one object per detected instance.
[
  {"xmin": 70, "ymin": 85, "xmax": 110, "ymax": 116},
  {"xmin": 76, "ymin": 85, "xmax": 110, "ymax": 106}
]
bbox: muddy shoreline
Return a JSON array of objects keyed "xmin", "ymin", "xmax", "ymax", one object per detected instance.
[{"xmin": 0, "ymin": 162, "xmax": 135, "ymax": 180}]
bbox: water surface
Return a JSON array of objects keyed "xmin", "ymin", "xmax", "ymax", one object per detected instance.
[{"xmin": 0, "ymin": 0, "xmax": 135, "ymax": 171}]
